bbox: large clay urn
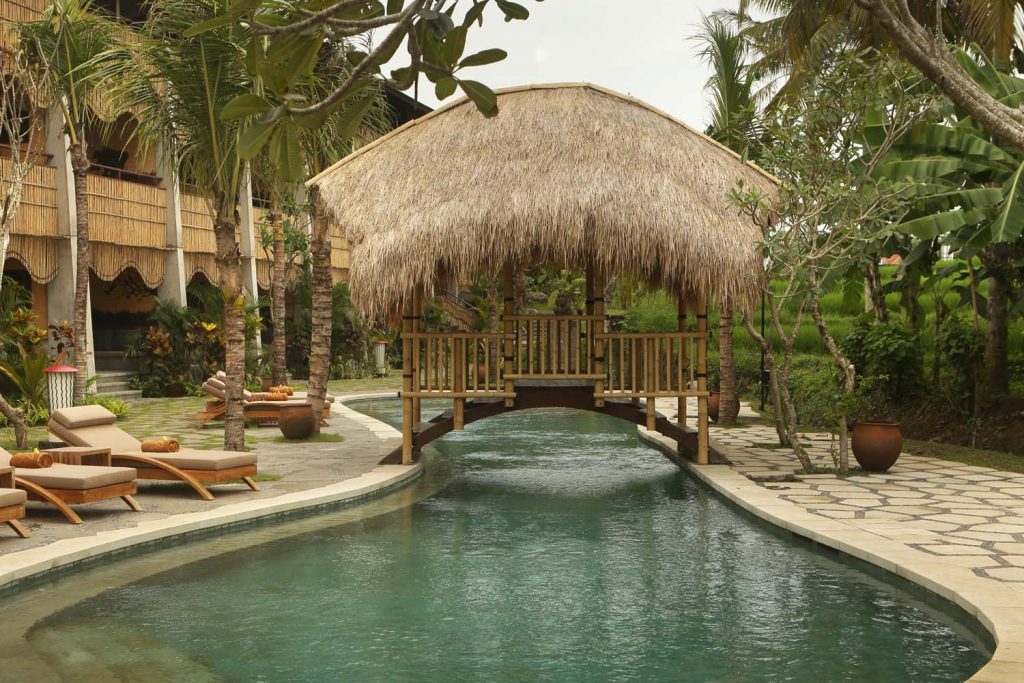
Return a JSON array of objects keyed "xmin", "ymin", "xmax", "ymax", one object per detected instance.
[
  {"xmin": 707, "ymin": 390, "xmax": 721, "ymax": 423},
  {"xmin": 278, "ymin": 403, "xmax": 317, "ymax": 440},
  {"xmin": 851, "ymin": 420, "xmax": 902, "ymax": 472}
]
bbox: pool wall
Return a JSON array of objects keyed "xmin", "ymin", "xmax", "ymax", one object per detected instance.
[{"xmin": 638, "ymin": 427, "xmax": 1024, "ymax": 683}]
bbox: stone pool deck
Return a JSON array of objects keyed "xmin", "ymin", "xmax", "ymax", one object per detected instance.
[
  {"xmin": 0, "ymin": 392, "xmax": 420, "ymax": 590},
  {"xmin": 640, "ymin": 397, "xmax": 1024, "ymax": 683}
]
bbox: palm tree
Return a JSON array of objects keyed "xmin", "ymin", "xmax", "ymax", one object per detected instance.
[
  {"xmin": 693, "ymin": 13, "xmax": 761, "ymax": 425},
  {"xmin": 107, "ymin": 0, "xmax": 255, "ymax": 450},
  {"xmin": 17, "ymin": 0, "xmax": 119, "ymax": 403}
]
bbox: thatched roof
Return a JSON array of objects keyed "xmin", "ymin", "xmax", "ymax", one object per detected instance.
[{"xmin": 308, "ymin": 83, "xmax": 776, "ymax": 318}]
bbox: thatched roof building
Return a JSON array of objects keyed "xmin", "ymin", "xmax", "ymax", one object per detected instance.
[{"xmin": 308, "ymin": 83, "xmax": 776, "ymax": 318}]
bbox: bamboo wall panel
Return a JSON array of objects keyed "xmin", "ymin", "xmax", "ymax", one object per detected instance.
[
  {"xmin": 6, "ymin": 234, "xmax": 57, "ymax": 283},
  {"xmin": 185, "ymin": 252, "xmax": 217, "ymax": 284},
  {"xmin": 89, "ymin": 241, "xmax": 165, "ymax": 288},
  {"xmin": 256, "ymin": 260, "xmax": 271, "ymax": 290},
  {"xmin": 181, "ymin": 188, "xmax": 216, "ymax": 254},
  {"xmin": 331, "ymin": 221, "xmax": 349, "ymax": 284},
  {"xmin": 0, "ymin": 0, "xmax": 46, "ymax": 51},
  {"xmin": 86, "ymin": 174, "xmax": 166, "ymax": 248},
  {"xmin": 1, "ymin": 157, "xmax": 58, "ymax": 237}
]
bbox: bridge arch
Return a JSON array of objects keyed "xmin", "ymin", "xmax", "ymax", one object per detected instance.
[{"xmin": 308, "ymin": 83, "xmax": 776, "ymax": 466}]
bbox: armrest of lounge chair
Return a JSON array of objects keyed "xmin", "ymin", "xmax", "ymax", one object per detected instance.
[{"xmin": 0, "ymin": 466, "xmax": 12, "ymax": 488}]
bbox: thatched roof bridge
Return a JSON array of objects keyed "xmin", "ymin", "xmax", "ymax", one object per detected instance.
[{"xmin": 308, "ymin": 83, "xmax": 776, "ymax": 466}]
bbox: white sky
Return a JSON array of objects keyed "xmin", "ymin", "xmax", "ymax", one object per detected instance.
[{"xmin": 395, "ymin": 0, "xmax": 734, "ymax": 129}]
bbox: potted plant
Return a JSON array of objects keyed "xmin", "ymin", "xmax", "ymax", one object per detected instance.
[{"xmin": 849, "ymin": 375, "xmax": 902, "ymax": 472}]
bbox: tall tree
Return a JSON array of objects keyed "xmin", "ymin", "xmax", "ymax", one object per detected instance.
[
  {"xmin": 108, "ymin": 0, "xmax": 255, "ymax": 450},
  {"xmin": 693, "ymin": 13, "xmax": 761, "ymax": 425},
  {"xmin": 17, "ymin": 0, "xmax": 118, "ymax": 403}
]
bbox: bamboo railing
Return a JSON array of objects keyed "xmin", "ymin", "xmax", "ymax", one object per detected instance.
[
  {"xmin": 506, "ymin": 314, "xmax": 603, "ymax": 379},
  {"xmin": 596, "ymin": 332, "xmax": 705, "ymax": 399},
  {"xmin": 87, "ymin": 173, "xmax": 166, "ymax": 248},
  {"xmin": 405, "ymin": 332, "xmax": 514, "ymax": 399},
  {"xmin": 181, "ymin": 188, "xmax": 216, "ymax": 252}
]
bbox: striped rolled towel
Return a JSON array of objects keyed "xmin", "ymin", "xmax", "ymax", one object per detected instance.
[
  {"xmin": 141, "ymin": 436, "xmax": 181, "ymax": 453},
  {"xmin": 11, "ymin": 450, "xmax": 53, "ymax": 468},
  {"xmin": 251, "ymin": 392, "xmax": 288, "ymax": 401},
  {"xmin": 270, "ymin": 385, "xmax": 294, "ymax": 396}
]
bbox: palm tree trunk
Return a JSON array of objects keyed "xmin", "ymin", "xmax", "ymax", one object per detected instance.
[
  {"xmin": 306, "ymin": 193, "xmax": 331, "ymax": 435},
  {"xmin": 270, "ymin": 206, "xmax": 287, "ymax": 386},
  {"xmin": 982, "ymin": 244, "xmax": 1012, "ymax": 399},
  {"xmin": 213, "ymin": 197, "xmax": 246, "ymax": 451},
  {"xmin": 718, "ymin": 306, "xmax": 739, "ymax": 424},
  {"xmin": 0, "ymin": 395, "xmax": 27, "ymax": 449},
  {"xmin": 69, "ymin": 140, "xmax": 90, "ymax": 404}
]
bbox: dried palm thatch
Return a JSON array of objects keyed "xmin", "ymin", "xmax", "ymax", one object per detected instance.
[{"xmin": 309, "ymin": 83, "xmax": 776, "ymax": 319}]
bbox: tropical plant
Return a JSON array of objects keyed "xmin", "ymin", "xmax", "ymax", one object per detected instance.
[
  {"xmin": 0, "ymin": 343, "xmax": 51, "ymax": 414},
  {"xmin": 17, "ymin": 0, "xmax": 120, "ymax": 403}
]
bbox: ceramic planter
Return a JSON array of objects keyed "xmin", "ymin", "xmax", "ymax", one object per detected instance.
[
  {"xmin": 851, "ymin": 420, "xmax": 902, "ymax": 472},
  {"xmin": 278, "ymin": 403, "xmax": 317, "ymax": 440},
  {"xmin": 707, "ymin": 390, "xmax": 720, "ymax": 423}
]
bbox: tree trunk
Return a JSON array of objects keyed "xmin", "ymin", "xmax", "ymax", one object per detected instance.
[
  {"xmin": 0, "ymin": 395, "xmax": 27, "ymax": 449},
  {"xmin": 306, "ymin": 191, "xmax": 332, "ymax": 435},
  {"xmin": 743, "ymin": 316, "xmax": 791, "ymax": 449},
  {"xmin": 984, "ymin": 264, "xmax": 1011, "ymax": 398},
  {"xmin": 810, "ymin": 297, "xmax": 854, "ymax": 473},
  {"xmin": 270, "ymin": 206, "xmax": 288, "ymax": 387},
  {"xmin": 213, "ymin": 197, "xmax": 246, "ymax": 451},
  {"xmin": 718, "ymin": 307, "xmax": 739, "ymax": 424},
  {"xmin": 69, "ymin": 141, "xmax": 90, "ymax": 403},
  {"xmin": 866, "ymin": 260, "xmax": 888, "ymax": 323}
]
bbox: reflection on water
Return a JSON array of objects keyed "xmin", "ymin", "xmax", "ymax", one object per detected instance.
[{"xmin": 7, "ymin": 400, "xmax": 991, "ymax": 682}]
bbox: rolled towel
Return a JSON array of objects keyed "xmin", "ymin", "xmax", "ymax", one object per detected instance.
[
  {"xmin": 251, "ymin": 392, "xmax": 288, "ymax": 402},
  {"xmin": 271, "ymin": 385, "xmax": 294, "ymax": 396},
  {"xmin": 141, "ymin": 436, "xmax": 181, "ymax": 453},
  {"xmin": 11, "ymin": 450, "xmax": 53, "ymax": 468}
]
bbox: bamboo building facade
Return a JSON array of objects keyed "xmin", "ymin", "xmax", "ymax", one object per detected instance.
[{"xmin": 0, "ymin": 0, "xmax": 429, "ymax": 376}]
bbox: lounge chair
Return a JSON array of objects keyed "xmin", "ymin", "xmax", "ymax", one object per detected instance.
[
  {"xmin": 196, "ymin": 377, "xmax": 332, "ymax": 424},
  {"xmin": 0, "ymin": 466, "xmax": 29, "ymax": 537},
  {"xmin": 47, "ymin": 405, "xmax": 259, "ymax": 502},
  {"xmin": 0, "ymin": 447, "xmax": 139, "ymax": 525}
]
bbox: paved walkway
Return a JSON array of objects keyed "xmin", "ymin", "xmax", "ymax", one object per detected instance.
[{"xmin": 0, "ymin": 384, "xmax": 402, "ymax": 554}]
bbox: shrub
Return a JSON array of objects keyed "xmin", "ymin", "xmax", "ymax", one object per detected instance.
[
  {"xmin": 936, "ymin": 314, "xmax": 985, "ymax": 414},
  {"xmin": 841, "ymin": 318, "xmax": 921, "ymax": 403},
  {"xmin": 83, "ymin": 394, "xmax": 130, "ymax": 418},
  {"xmin": 622, "ymin": 292, "xmax": 678, "ymax": 332}
]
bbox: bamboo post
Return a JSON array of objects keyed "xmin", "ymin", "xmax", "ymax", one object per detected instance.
[
  {"xmin": 412, "ymin": 288, "xmax": 422, "ymax": 427},
  {"xmin": 593, "ymin": 265, "xmax": 606, "ymax": 407},
  {"xmin": 453, "ymin": 336, "xmax": 465, "ymax": 429},
  {"xmin": 696, "ymin": 293, "xmax": 709, "ymax": 465},
  {"xmin": 503, "ymin": 265, "xmax": 515, "ymax": 407},
  {"xmin": 646, "ymin": 337, "xmax": 656, "ymax": 431},
  {"xmin": 678, "ymin": 292, "xmax": 689, "ymax": 427},
  {"xmin": 401, "ymin": 302, "xmax": 415, "ymax": 466}
]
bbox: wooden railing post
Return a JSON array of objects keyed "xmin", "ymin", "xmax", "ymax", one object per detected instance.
[
  {"xmin": 678, "ymin": 292, "xmax": 689, "ymax": 427},
  {"xmin": 412, "ymin": 288, "xmax": 423, "ymax": 427},
  {"xmin": 503, "ymin": 265, "xmax": 515, "ymax": 407},
  {"xmin": 401, "ymin": 304, "xmax": 415, "ymax": 465},
  {"xmin": 696, "ymin": 294, "xmax": 709, "ymax": 465},
  {"xmin": 593, "ymin": 266, "xmax": 606, "ymax": 407},
  {"xmin": 646, "ymin": 337, "xmax": 656, "ymax": 431},
  {"xmin": 453, "ymin": 337, "xmax": 465, "ymax": 430}
]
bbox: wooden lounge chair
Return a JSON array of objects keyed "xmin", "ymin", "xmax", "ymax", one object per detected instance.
[
  {"xmin": 196, "ymin": 377, "xmax": 332, "ymax": 425},
  {"xmin": 0, "ymin": 466, "xmax": 29, "ymax": 537},
  {"xmin": 0, "ymin": 448, "xmax": 140, "ymax": 525},
  {"xmin": 47, "ymin": 405, "xmax": 259, "ymax": 502}
]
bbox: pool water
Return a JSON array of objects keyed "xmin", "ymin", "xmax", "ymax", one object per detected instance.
[{"xmin": 18, "ymin": 401, "xmax": 989, "ymax": 682}]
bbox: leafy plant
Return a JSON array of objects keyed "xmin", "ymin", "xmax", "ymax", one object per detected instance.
[
  {"xmin": 0, "ymin": 344, "xmax": 51, "ymax": 410},
  {"xmin": 82, "ymin": 394, "xmax": 130, "ymax": 418}
]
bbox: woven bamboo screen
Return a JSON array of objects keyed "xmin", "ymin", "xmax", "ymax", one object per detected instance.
[
  {"xmin": 90, "ymin": 241, "xmax": 166, "ymax": 288},
  {"xmin": 0, "ymin": 0, "xmax": 46, "ymax": 51},
  {"xmin": 181, "ymin": 188, "xmax": 218, "ymax": 282},
  {"xmin": 330, "ymin": 220, "xmax": 349, "ymax": 284},
  {"xmin": 2, "ymin": 156, "xmax": 58, "ymax": 237},
  {"xmin": 184, "ymin": 253, "xmax": 217, "ymax": 285},
  {"xmin": 7, "ymin": 234, "xmax": 57, "ymax": 283},
  {"xmin": 87, "ymin": 174, "xmax": 166, "ymax": 247}
]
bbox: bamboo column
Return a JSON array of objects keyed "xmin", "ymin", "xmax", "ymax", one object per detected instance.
[
  {"xmin": 411, "ymin": 288, "xmax": 422, "ymax": 426},
  {"xmin": 401, "ymin": 300, "xmax": 416, "ymax": 466},
  {"xmin": 453, "ymin": 336, "xmax": 465, "ymax": 429},
  {"xmin": 503, "ymin": 264, "xmax": 515, "ymax": 407},
  {"xmin": 678, "ymin": 292, "xmax": 689, "ymax": 427},
  {"xmin": 593, "ymin": 265, "xmax": 606, "ymax": 408},
  {"xmin": 696, "ymin": 293, "xmax": 709, "ymax": 465}
]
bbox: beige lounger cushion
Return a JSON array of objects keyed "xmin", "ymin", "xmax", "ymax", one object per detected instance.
[
  {"xmin": 51, "ymin": 422, "xmax": 142, "ymax": 453},
  {"xmin": 51, "ymin": 405, "xmax": 117, "ymax": 429},
  {"xmin": 0, "ymin": 488, "xmax": 26, "ymax": 507},
  {"xmin": 120, "ymin": 449, "xmax": 256, "ymax": 471},
  {"xmin": 16, "ymin": 464, "xmax": 136, "ymax": 491},
  {"xmin": 202, "ymin": 380, "xmax": 227, "ymax": 401}
]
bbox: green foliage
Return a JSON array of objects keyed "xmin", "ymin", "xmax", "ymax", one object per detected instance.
[
  {"xmin": 82, "ymin": 394, "xmax": 130, "ymax": 419},
  {"xmin": 936, "ymin": 314, "xmax": 986, "ymax": 414},
  {"xmin": 0, "ymin": 344, "xmax": 50, "ymax": 411},
  {"xmin": 287, "ymin": 276, "xmax": 372, "ymax": 378},
  {"xmin": 622, "ymin": 292, "xmax": 678, "ymax": 333},
  {"xmin": 841, "ymin": 319, "xmax": 922, "ymax": 402}
]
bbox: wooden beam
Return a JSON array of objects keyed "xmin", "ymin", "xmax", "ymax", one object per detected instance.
[
  {"xmin": 678, "ymin": 291, "xmax": 689, "ymax": 427},
  {"xmin": 593, "ymin": 264, "xmax": 606, "ymax": 408},
  {"xmin": 696, "ymin": 293, "xmax": 709, "ymax": 465},
  {"xmin": 503, "ymin": 264, "xmax": 515, "ymax": 407},
  {"xmin": 412, "ymin": 288, "xmax": 423, "ymax": 426},
  {"xmin": 401, "ymin": 300, "xmax": 415, "ymax": 465}
]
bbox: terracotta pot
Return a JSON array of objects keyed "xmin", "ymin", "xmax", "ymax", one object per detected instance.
[
  {"xmin": 851, "ymin": 420, "xmax": 902, "ymax": 472},
  {"xmin": 707, "ymin": 390, "xmax": 720, "ymax": 423},
  {"xmin": 278, "ymin": 403, "xmax": 317, "ymax": 440},
  {"xmin": 261, "ymin": 378, "xmax": 273, "ymax": 392},
  {"xmin": 165, "ymin": 382, "xmax": 187, "ymax": 398}
]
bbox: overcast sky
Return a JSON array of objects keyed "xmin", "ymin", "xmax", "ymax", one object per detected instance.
[{"xmin": 397, "ymin": 0, "xmax": 734, "ymax": 129}]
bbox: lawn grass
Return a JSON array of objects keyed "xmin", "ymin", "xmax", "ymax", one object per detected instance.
[{"xmin": 902, "ymin": 438, "xmax": 1024, "ymax": 474}]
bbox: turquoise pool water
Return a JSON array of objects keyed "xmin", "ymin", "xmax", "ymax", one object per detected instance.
[{"xmin": 18, "ymin": 401, "xmax": 989, "ymax": 681}]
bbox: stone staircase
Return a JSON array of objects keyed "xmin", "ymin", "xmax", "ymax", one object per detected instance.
[{"xmin": 93, "ymin": 370, "xmax": 142, "ymax": 400}]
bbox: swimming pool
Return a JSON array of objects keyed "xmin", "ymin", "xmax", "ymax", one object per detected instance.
[{"xmin": 3, "ymin": 400, "xmax": 991, "ymax": 681}]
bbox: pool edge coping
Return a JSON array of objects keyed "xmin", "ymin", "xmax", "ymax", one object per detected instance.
[
  {"xmin": 0, "ymin": 392, "xmax": 419, "ymax": 593},
  {"xmin": 638, "ymin": 427, "xmax": 1024, "ymax": 683}
]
